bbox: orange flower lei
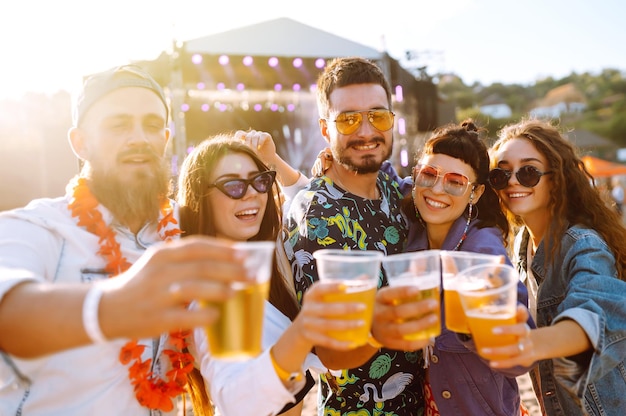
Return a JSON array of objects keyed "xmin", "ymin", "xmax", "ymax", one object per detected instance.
[{"xmin": 69, "ymin": 177, "xmax": 192, "ymax": 412}]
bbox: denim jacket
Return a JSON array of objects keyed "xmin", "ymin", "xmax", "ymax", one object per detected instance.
[{"xmin": 515, "ymin": 225, "xmax": 626, "ymax": 416}]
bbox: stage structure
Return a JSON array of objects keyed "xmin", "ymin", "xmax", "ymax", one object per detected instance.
[{"xmin": 140, "ymin": 18, "xmax": 437, "ymax": 176}]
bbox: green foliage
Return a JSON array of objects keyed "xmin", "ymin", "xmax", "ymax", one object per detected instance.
[{"xmin": 438, "ymin": 69, "xmax": 626, "ymax": 147}]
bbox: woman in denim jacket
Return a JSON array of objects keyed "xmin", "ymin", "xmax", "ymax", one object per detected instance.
[{"xmin": 486, "ymin": 118, "xmax": 626, "ymax": 416}]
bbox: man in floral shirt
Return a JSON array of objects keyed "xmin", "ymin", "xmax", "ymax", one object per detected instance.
[{"xmin": 283, "ymin": 57, "xmax": 425, "ymax": 415}]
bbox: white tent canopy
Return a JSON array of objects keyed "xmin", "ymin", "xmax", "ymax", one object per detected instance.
[{"xmin": 184, "ymin": 17, "xmax": 383, "ymax": 59}]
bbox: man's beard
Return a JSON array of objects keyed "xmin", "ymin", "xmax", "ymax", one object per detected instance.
[
  {"xmin": 333, "ymin": 137, "xmax": 392, "ymax": 174},
  {"xmin": 86, "ymin": 159, "xmax": 171, "ymax": 229}
]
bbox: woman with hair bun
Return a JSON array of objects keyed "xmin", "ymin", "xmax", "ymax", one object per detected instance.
[{"xmin": 372, "ymin": 119, "xmax": 533, "ymax": 416}]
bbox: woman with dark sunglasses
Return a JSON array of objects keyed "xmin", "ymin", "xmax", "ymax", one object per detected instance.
[
  {"xmin": 175, "ymin": 134, "xmax": 367, "ymax": 416},
  {"xmin": 485, "ymin": 118, "xmax": 626, "ymax": 416}
]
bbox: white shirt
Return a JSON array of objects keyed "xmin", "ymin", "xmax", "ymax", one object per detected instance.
[
  {"xmin": 0, "ymin": 195, "xmax": 172, "ymax": 416},
  {"xmin": 194, "ymin": 302, "xmax": 325, "ymax": 416}
]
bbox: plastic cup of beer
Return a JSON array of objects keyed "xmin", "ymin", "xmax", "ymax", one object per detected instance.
[
  {"xmin": 381, "ymin": 250, "xmax": 442, "ymax": 340},
  {"xmin": 313, "ymin": 249, "xmax": 383, "ymax": 347},
  {"xmin": 204, "ymin": 241, "xmax": 275, "ymax": 360},
  {"xmin": 456, "ymin": 263, "xmax": 519, "ymax": 360},
  {"xmin": 440, "ymin": 251, "xmax": 503, "ymax": 333}
]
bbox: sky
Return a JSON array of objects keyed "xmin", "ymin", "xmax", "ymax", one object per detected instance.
[{"xmin": 2, "ymin": 0, "xmax": 626, "ymax": 100}]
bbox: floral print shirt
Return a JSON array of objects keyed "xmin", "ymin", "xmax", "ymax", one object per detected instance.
[{"xmin": 283, "ymin": 172, "xmax": 425, "ymax": 415}]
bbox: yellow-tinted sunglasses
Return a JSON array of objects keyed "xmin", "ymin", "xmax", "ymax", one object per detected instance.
[{"xmin": 327, "ymin": 109, "xmax": 395, "ymax": 135}]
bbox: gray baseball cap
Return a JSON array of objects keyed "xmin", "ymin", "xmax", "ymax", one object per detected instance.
[{"xmin": 73, "ymin": 65, "xmax": 168, "ymax": 125}]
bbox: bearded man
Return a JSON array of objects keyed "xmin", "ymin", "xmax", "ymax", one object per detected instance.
[
  {"xmin": 283, "ymin": 57, "xmax": 425, "ymax": 415},
  {"xmin": 0, "ymin": 65, "xmax": 247, "ymax": 415}
]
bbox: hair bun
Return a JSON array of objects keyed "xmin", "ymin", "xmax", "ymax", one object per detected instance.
[{"xmin": 461, "ymin": 119, "xmax": 478, "ymax": 133}]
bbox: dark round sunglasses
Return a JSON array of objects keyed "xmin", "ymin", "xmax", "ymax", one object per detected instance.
[
  {"xmin": 488, "ymin": 165, "xmax": 553, "ymax": 190},
  {"xmin": 208, "ymin": 170, "xmax": 276, "ymax": 200}
]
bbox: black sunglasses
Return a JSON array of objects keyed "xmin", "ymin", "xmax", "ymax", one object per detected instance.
[
  {"xmin": 488, "ymin": 165, "xmax": 553, "ymax": 190},
  {"xmin": 208, "ymin": 171, "xmax": 276, "ymax": 200}
]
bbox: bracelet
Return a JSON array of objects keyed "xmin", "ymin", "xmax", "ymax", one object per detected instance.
[
  {"xmin": 368, "ymin": 333, "xmax": 384, "ymax": 349},
  {"xmin": 82, "ymin": 284, "xmax": 108, "ymax": 344},
  {"xmin": 269, "ymin": 347, "xmax": 303, "ymax": 383}
]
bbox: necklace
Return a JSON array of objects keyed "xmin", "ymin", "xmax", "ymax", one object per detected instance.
[
  {"xmin": 452, "ymin": 204, "xmax": 471, "ymax": 251},
  {"xmin": 69, "ymin": 176, "xmax": 190, "ymax": 412}
]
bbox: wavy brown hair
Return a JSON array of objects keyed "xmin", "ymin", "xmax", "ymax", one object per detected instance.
[
  {"xmin": 402, "ymin": 119, "xmax": 510, "ymax": 244},
  {"xmin": 176, "ymin": 134, "xmax": 300, "ymax": 414},
  {"xmin": 491, "ymin": 118, "xmax": 626, "ymax": 278}
]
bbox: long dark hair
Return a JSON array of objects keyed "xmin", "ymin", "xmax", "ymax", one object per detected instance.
[
  {"xmin": 491, "ymin": 118, "xmax": 626, "ymax": 278},
  {"xmin": 176, "ymin": 134, "xmax": 300, "ymax": 414},
  {"xmin": 402, "ymin": 119, "xmax": 509, "ymax": 243},
  {"xmin": 177, "ymin": 134, "xmax": 300, "ymax": 318}
]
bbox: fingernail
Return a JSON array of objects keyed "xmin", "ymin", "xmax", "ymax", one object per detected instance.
[{"xmin": 492, "ymin": 327, "xmax": 503, "ymax": 334}]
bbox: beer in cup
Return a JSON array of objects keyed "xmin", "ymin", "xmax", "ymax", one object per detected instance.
[
  {"xmin": 313, "ymin": 249, "xmax": 383, "ymax": 347},
  {"xmin": 456, "ymin": 263, "xmax": 519, "ymax": 360},
  {"xmin": 440, "ymin": 251, "xmax": 503, "ymax": 333},
  {"xmin": 204, "ymin": 241, "xmax": 275, "ymax": 360},
  {"xmin": 382, "ymin": 250, "xmax": 442, "ymax": 340}
]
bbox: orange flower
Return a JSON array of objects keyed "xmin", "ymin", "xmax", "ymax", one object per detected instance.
[
  {"xmin": 70, "ymin": 178, "xmax": 190, "ymax": 411},
  {"xmin": 119, "ymin": 340, "xmax": 145, "ymax": 364}
]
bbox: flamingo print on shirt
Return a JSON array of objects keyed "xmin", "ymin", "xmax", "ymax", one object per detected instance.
[{"xmin": 358, "ymin": 372, "xmax": 414, "ymax": 404}]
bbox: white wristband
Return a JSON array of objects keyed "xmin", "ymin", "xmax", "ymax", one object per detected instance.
[{"xmin": 82, "ymin": 284, "xmax": 107, "ymax": 344}]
